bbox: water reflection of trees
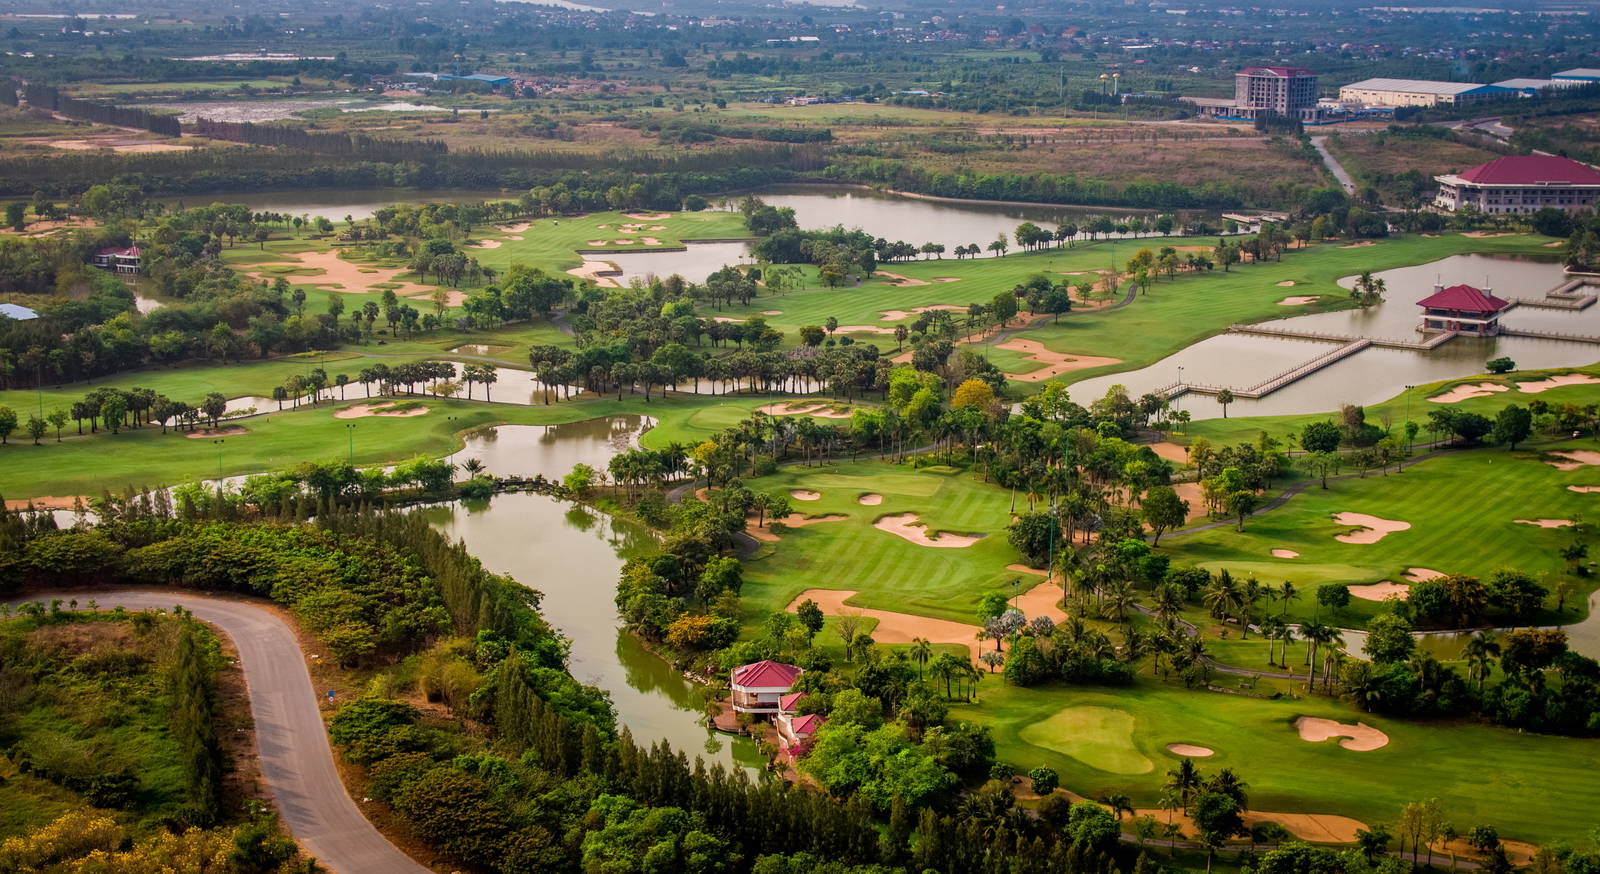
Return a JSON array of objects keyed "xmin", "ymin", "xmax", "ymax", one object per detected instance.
[{"xmin": 614, "ymin": 628, "xmax": 700, "ymax": 709}]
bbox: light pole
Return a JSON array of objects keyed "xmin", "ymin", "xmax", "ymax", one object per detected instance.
[
  {"xmin": 1175, "ymin": 366, "xmax": 1185, "ymax": 417},
  {"xmin": 1404, "ymin": 384, "xmax": 1416, "ymax": 450},
  {"xmin": 446, "ymin": 416, "xmax": 459, "ymax": 465},
  {"xmin": 212, "ymin": 439, "xmax": 225, "ymax": 493},
  {"xmin": 346, "ymin": 423, "xmax": 356, "ymax": 464}
]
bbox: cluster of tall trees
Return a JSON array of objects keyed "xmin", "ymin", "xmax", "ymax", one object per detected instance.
[
  {"xmin": 22, "ymin": 83, "xmax": 181, "ymax": 136},
  {"xmin": 191, "ymin": 119, "xmax": 446, "ymax": 161}
]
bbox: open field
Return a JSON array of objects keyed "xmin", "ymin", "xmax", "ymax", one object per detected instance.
[
  {"xmin": 1325, "ymin": 132, "xmax": 1504, "ymax": 184},
  {"xmin": 959, "ymin": 681, "xmax": 1599, "ymax": 846}
]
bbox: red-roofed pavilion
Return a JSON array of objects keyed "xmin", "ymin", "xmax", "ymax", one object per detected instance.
[{"xmin": 1417, "ymin": 283, "xmax": 1512, "ymax": 336}]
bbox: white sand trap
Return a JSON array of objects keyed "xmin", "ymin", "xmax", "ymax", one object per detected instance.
[
  {"xmin": 1167, "ymin": 743, "xmax": 1214, "ymax": 757},
  {"xmin": 874, "ymin": 513, "xmax": 984, "ymax": 548},
  {"xmin": 756, "ymin": 402, "xmax": 853, "ymax": 419},
  {"xmin": 791, "ymin": 489, "xmax": 821, "ymax": 501},
  {"xmin": 934, "ymin": 277, "xmax": 961, "ymax": 283},
  {"xmin": 1403, "ymin": 568, "xmax": 1445, "ymax": 582},
  {"xmin": 1517, "ymin": 373, "xmax": 1600, "ymax": 394},
  {"xmin": 496, "ymin": 222, "xmax": 530, "ymax": 233},
  {"xmin": 506, "ymin": 235, "xmax": 524, "ymax": 240},
  {"xmin": 595, "ymin": 224, "xmax": 609, "ymax": 229},
  {"xmin": 243, "ymin": 249, "xmax": 435, "ymax": 298},
  {"xmin": 1568, "ymin": 485, "xmax": 1600, "ymax": 493},
  {"xmin": 408, "ymin": 290, "xmax": 467, "ymax": 307},
  {"xmin": 1333, "ymin": 512, "xmax": 1410, "ymax": 544},
  {"xmin": 1544, "ymin": 241, "xmax": 1565, "ymax": 247},
  {"xmin": 624, "ymin": 211, "xmax": 671, "ymax": 220},
  {"xmin": 1294, "ymin": 717, "xmax": 1389, "ymax": 751},
  {"xmin": 996, "ymin": 338, "xmax": 1122, "ymax": 382},
  {"xmin": 568, "ymin": 260, "xmax": 620, "ymax": 288},
  {"xmin": 1515, "ymin": 518, "xmax": 1573, "ymax": 528},
  {"xmin": 712, "ymin": 316, "xmax": 746, "ymax": 323},
  {"xmin": 468, "ymin": 239, "xmax": 503, "ymax": 249},
  {"xmin": 788, "ymin": 589, "xmax": 988, "ymax": 663},
  {"xmin": 613, "ymin": 239, "xmax": 634, "ymax": 245},
  {"xmin": 1278, "ymin": 295, "xmax": 1319, "ymax": 306},
  {"xmin": 1349, "ymin": 582, "xmax": 1410, "ymax": 601},
  {"xmin": 876, "ymin": 271, "xmax": 929, "ymax": 286},
  {"xmin": 760, "ymin": 311, "xmax": 783, "ymax": 317},
  {"xmin": 749, "ymin": 513, "xmax": 846, "ymax": 542},
  {"xmin": 640, "ymin": 237, "xmax": 661, "ymax": 245},
  {"xmin": 1339, "ymin": 241, "xmax": 1378, "ymax": 248},
  {"xmin": 1429, "ymin": 382, "xmax": 1508, "ymax": 403},
  {"xmin": 648, "ymin": 225, "xmax": 666, "ymax": 231},
  {"xmin": 879, "ymin": 310, "xmax": 915, "ymax": 321},
  {"xmin": 1148, "ymin": 442, "xmax": 1188, "ymax": 463},
  {"xmin": 1271, "ymin": 548, "xmax": 1300, "ymax": 558},
  {"xmin": 1462, "ymin": 231, "xmax": 1515, "ymax": 238},
  {"xmin": 858, "ymin": 493, "xmax": 883, "ymax": 505},
  {"xmin": 184, "ymin": 426, "xmax": 248, "ymax": 438},
  {"xmin": 334, "ymin": 402, "xmax": 429, "ymax": 419},
  {"xmin": 832, "ymin": 324, "xmax": 900, "ymax": 335},
  {"xmin": 586, "ymin": 239, "xmax": 607, "ymax": 246},
  {"xmin": 1546, "ymin": 450, "xmax": 1600, "ymax": 470},
  {"xmin": 1276, "ymin": 280, "xmax": 1298, "ymax": 287}
]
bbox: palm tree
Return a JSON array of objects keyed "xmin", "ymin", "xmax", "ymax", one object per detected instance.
[
  {"xmin": 1099, "ymin": 793, "xmax": 1136, "ymax": 821},
  {"xmin": 1164, "ymin": 759, "xmax": 1202, "ymax": 814},
  {"xmin": 1153, "ymin": 582, "xmax": 1182, "ymax": 626},
  {"xmin": 911, "ymin": 637, "xmax": 933, "ymax": 679},
  {"xmin": 1260, "ymin": 615, "xmax": 1285, "ymax": 665},
  {"xmin": 1100, "ymin": 579, "xmax": 1138, "ymax": 626},
  {"xmin": 1277, "ymin": 581, "xmax": 1299, "ymax": 616},
  {"xmin": 1276, "ymin": 623, "xmax": 1297, "ymax": 669},
  {"xmin": 980, "ymin": 650, "xmax": 1005, "ymax": 673},
  {"xmin": 1464, "ymin": 632, "xmax": 1500, "ymax": 692},
  {"xmin": 1203, "ymin": 573, "xmax": 1243, "ymax": 627}
]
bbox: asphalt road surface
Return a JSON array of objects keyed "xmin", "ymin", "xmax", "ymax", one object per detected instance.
[{"xmin": 20, "ymin": 590, "xmax": 432, "ymax": 874}]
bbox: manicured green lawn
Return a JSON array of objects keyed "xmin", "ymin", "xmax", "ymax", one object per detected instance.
[
  {"xmin": 467, "ymin": 209, "xmax": 751, "ymax": 275},
  {"xmin": 958, "ymin": 680, "xmax": 1598, "ymax": 845},
  {"xmin": 1160, "ymin": 442, "xmax": 1599, "ymax": 627}
]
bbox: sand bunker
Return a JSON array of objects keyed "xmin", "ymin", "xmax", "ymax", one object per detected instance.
[
  {"xmin": 1271, "ymin": 548, "xmax": 1300, "ymax": 558},
  {"xmin": 568, "ymin": 260, "xmax": 621, "ymax": 288},
  {"xmin": 1294, "ymin": 717, "xmax": 1389, "ymax": 751},
  {"xmin": 649, "ymin": 225, "xmax": 666, "ymax": 231},
  {"xmin": 409, "ymin": 289, "xmax": 467, "ymax": 307},
  {"xmin": 756, "ymin": 402, "xmax": 853, "ymax": 419},
  {"xmin": 468, "ymin": 239, "xmax": 503, "ymax": 249},
  {"xmin": 1546, "ymin": 450, "xmax": 1600, "ymax": 470},
  {"xmin": 791, "ymin": 489, "xmax": 821, "ymax": 501},
  {"xmin": 995, "ymin": 338, "xmax": 1122, "ymax": 382},
  {"xmin": 333, "ymin": 402, "xmax": 429, "ymax": 419},
  {"xmin": 1403, "ymin": 568, "xmax": 1445, "ymax": 582},
  {"xmin": 1517, "ymin": 373, "xmax": 1600, "ymax": 394},
  {"xmin": 243, "ymin": 249, "xmax": 437, "ymax": 298},
  {"xmin": 1462, "ymin": 231, "xmax": 1515, "ymax": 238},
  {"xmin": 1278, "ymin": 295, "xmax": 1319, "ymax": 306},
  {"xmin": 749, "ymin": 513, "xmax": 846, "ymax": 542},
  {"xmin": 788, "ymin": 589, "xmax": 988, "ymax": 662},
  {"xmin": 625, "ymin": 212, "xmax": 671, "ymax": 220},
  {"xmin": 586, "ymin": 240, "xmax": 607, "ymax": 246},
  {"xmin": 1348, "ymin": 582, "xmax": 1411, "ymax": 602},
  {"xmin": 1339, "ymin": 241, "xmax": 1378, "ymax": 248},
  {"xmin": 934, "ymin": 277, "xmax": 961, "ymax": 283},
  {"xmin": 711, "ymin": 317, "xmax": 747, "ymax": 323},
  {"xmin": 1166, "ymin": 743, "xmax": 1214, "ymax": 757},
  {"xmin": 1333, "ymin": 512, "xmax": 1411, "ymax": 544},
  {"xmin": 1148, "ymin": 442, "xmax": 1188, "ymax": 464},
  {"xmin": 1276, "ymin": 280, "xmax": 1298, "ymax": 287},
  {"xmin": 879, "ymin": 304, "xmax": 968, "ymax": 320},
  {"xmin": 876, "ymin": 271, "xmax": 929, "ymax": 287},
  {"xmin": 496, "ymin": 222, "xmax": 531, "ymax": 233},
  {"xmin": 1544, "ymin": 241, "xmax": 1565, "ymax": 248},
  {"xmin": 640, "ymin": 237, "xmax": 661, "ymax": 245},
  {"xmin": 831, "ymin": 325, "xmax": 900, "ymax": 335},
  {"xmin": 3, "ymin": 495, "xmax": 89, "ymax": 511},
  {"xmin": 184, "ymin": 426, "xmax": 248, "ymax": 438},
  {"xmin": 858, "ymin": 493, "xmax": 883, "ymax": 505},
  {"xmin": 1515, "ymin": 518, "xmax": 1574, "ymax": 528},
  {"xmin": 1568, "ymin": 485, "xmax": 1600, "ymax": 493},
  {"xmin": 761, "ymin": 310, "xmax": 783, "ymax": 316},
  {"xmin": 1429, "ymin": 382, "xmax": 1509, "ymax": 403},
  {"xmin": 874, "ymin": 513, "xmax": 984, "ymax": 548}
]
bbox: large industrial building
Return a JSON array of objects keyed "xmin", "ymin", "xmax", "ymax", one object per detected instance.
[
  {"xmin": 1434, "ymin": 155, "xmax": 1600, "ymax": 215},
  {"xmin": 1339, "ymin": 78, "xmax": 1512, "ymax": 107},
  {"xmin": 1552, "ymin": 69, "xmax": 1600, "ymax": 83},
  {"xmin": 1187, "ymin": 66, "xmax": 1321, "ymax": 121}
]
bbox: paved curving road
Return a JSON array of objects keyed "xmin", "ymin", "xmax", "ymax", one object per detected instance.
[{"xmin": 19, "ymin": 590, "xmax": 431, "ymax": 874}]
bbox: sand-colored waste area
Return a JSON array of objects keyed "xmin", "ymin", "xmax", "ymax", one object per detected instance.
[
  {"xmin": 874, "ymin": 513, "xmax": 984, "ymax": 548},
  {"xmin": 756, "ymin": 402, "xmax": 853, "ymax": 419},
  {"xmin": 1517, "ymin": 373, "xmax": 1600, "ymax": 393},
  {"xmin": 3, "ymin": 495, "xmax": 89, "ymax": 511},
  {"xmin": 568, "ymin": 260, "xmax": 621, "ymax": 288},
  {"xmin": 39, "ymin": 137, "xmax": 189, "ymax": 153},
  {"xmin": 1546, "ymin": 450, "xmax": 1600, "ymax": 470},
  {"xmin": 1333, "ymin": 512, "xmax": 1411, "ymax": 544},
  {"xmin": 1148, "ymin": 442, "xmax": 1188, "ymax": 464},
  {"xmin": 1568, "ymin": 485, "xmax": 1600, "ymax": 493},
  {"xmin": 1055, "ymin": 790, "xmax": 1369, "ymax": 844},
  {"xmin": 1515, "ymin": 518, "xmax": 1574, "ymax": 528},
  {"xmin": 1403, "ymin": 567, "xmax": 1444, "ymax": 582},
  {"xmin": 1278, "ymin": 295, "xmax": 1319, "ymax": 306},
  {"xmin": 334, "ymin": 402, "xmax": 429, "ymax": 419},
  {"xmin": 1166, "ymin": 743, "xmax": 1214, "ymax": 757},
  {"xmin": 246, "ymin": 250, "xmax": 437, "ymax": 297},
  {"xmin": 1271, "ymin": 548, "xmax": 1300, "ymax": 558},
  {"xmin": 788, "ymin": 589, "xmax": 988, "ymax": 662},
  {"xmin": 876, "ymin": 271, "xmax": 929, "ymax": 286},
  {"xmin": 858, "ymin": 493, "xmax": 883, "ymax": 505},
  {"xmin": 1014, "ymin": 581, "xmax": 1067, "ymax": 623},
  {"xmin": 995, "ymin": 338, "xmax": 1122, "ymax": 382},
  {"xmin": 791, "ymin": 489, "xmax": 821, "ymax": 501},
  {"xmin": 1294, "ymin": 716, "xmax": 1389, "ymax": 751},
  {"xmin": 1429, "ymin": 382, "xmax": 1509, "ymax": 403},
  {"xmin": 185, "ymin": 426, "xmax": 249, "ymax": 438},
  {"xmin": 749, "ymin": 514, "xmax": 846, "ymax": 542},
  {"xmin": 1348, "ymin": 582, "xmax": 1410, "ymax": 602},
  {"xmin": 468, "ymin": 239, "xmax": 503, "ymax": 249}
]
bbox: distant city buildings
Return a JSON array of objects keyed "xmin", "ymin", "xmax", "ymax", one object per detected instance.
[
  {"xmin": 1434, "ymin": 155, "xmax": 1600, "ymax": 216},
  {"xmin": 1338, "ymin": 77, "xmax": 1514, "ymax": 107}
]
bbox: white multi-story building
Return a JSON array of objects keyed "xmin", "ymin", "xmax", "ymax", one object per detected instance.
[{"xmin": 1434, "ymin": 155, "xmax": 1600, "ymax": 215}]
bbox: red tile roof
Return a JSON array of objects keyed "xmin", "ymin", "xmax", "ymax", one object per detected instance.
[
  {"xmin": 1417, "ymin": 284, "xmax": 1512, "ymax": 313},
  {"xmin": 779, "ymin": 692, "xmax": 806, "ymax": 712},
  {"xmin": 97, "ymin": 245, "xmax": 141, "ymax": 257},
  {"xmin": 789, "ymin": 714, "xmax": 825, "ymax": 736},
  {"xmin": 732, "ymin": 660, "xmax": 802, "ymax": 689},
  {"xmin": 1241, "ymin": 66, "xmax": 1315, "ymax": 77},
  {"xmin": 1454, "ymin": 155, "xmax": 1600, "ymax": 186}
]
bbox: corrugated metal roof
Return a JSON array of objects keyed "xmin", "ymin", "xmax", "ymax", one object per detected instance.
[{"xmin": 1341, "ymin": 77, "xmax": 1501, "ymax": 95}]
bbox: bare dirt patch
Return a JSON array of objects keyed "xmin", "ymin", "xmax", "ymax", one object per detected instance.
[
  {"xmin": 334, "ymin": 402, "xmax": 429, "ymax": 419},
  {"xmin": 1271, "ymin": 548, "xmax": 1300, "ymax": 558},
  {"xmin": 858, "ymin": 493, "xmax": 883, "ymax": 505},
  {"xmin": 1294, "ymin": 716, "xmax": 1389, "ymax": 751},
  {"xmin": 1546, "ymin": 450, "xmax": 1600, "ymax": 470},
  {"xmin": 1278, "ymin": 295, "xmax": 1319, "ymax": 306},
  {"xmin": 873, "ymin": 512, "xmax": 984, "ymax": 548},
  {"xmin": 1515, "ymin": 518, "xmax": 1573, "ymax": 528},
  {"xmin": 184, "ymin": 426, "xmax": 248, "ymax": 438},
  {"xmin": 1348, "ymin": 582, "xmax": 1411, "ymax": 602},
  {"xmin": 1517, "ymin": 373, "xmax": 1600, "ymax": 393},
  {"xmin": 1428, "ymin": 382, "xmax": 1508, "ymax": 403},
  {"xmin": 787, "ymin": 588, "xmax": 987, "ymax": 663},
  {"xmin": 790, "ymin": 489, "xmax": 821, "ymax": 501},
  {"xmin": 1166, "ymin": 743, "xmax": 1214, "ymax": 757},
  {"xmin": 756, "ymin": 402, "xmax": 853, "ymax": 419},
  {"xmin": 1332, "ymin": 512, "xmax": 1410, "ymax": 544},
  {"xmin": 3, "ymin": 495, "xmax": 88, "ymax": 511},
  {"xmin": 995, "ymin": 338, "xmax": 1122, "ymax": 382}
]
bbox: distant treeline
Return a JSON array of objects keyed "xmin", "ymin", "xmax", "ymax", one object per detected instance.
[
  {"xmin": 0, "ymin": 143, "xmax": 819, "ymax": 198},
  {"xmin": 192, "ymin": 118, "xmax": 446, "ymax": 161},
  {"xmin": 826, "ymin": 156, "xmax": 1246, "ymax": 210},
  {"xmin": 23, "ymin": 83, "xmax": 181, "ymax": 137}
]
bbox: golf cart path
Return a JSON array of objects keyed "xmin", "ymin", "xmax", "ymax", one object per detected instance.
[{"xmin": 21, "ymin": 590, "xmax": 431, "ymax": 874}]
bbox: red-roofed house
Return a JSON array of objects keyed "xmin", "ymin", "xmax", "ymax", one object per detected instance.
[
  {"xmin": 91, "ymin": 245, "xmax": 142, "ymax": 275},
  {"xmin": 1417, "ymin": 283, "xmax": 1512, "ymax": 336},
  {"xmin": 730, "ymin": 660, "xmax": 802, "ymax": 715},
  {"xmin": 776, "ymin": 712, "xmax": 826, "ymax": 756},
  {"xmin": 1434, "ymin": 156, "xmax": 1600, "ymax": 215}
]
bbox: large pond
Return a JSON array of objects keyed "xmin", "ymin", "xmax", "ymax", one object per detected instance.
[{"xmin": 1071, "ymin": 254, "xmax": 1600, "ymax": 419}]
